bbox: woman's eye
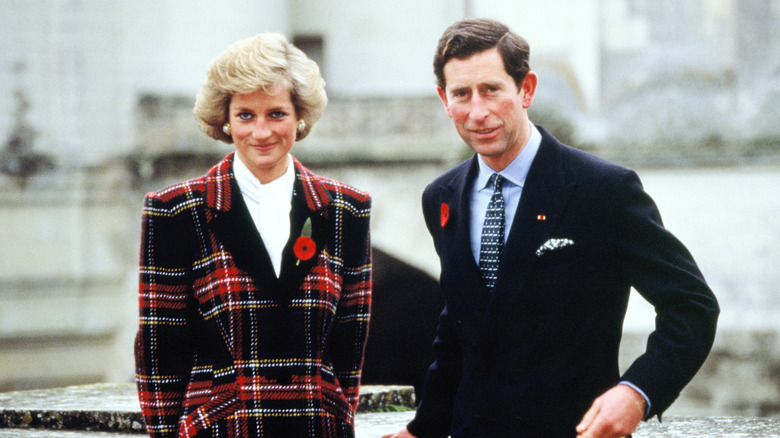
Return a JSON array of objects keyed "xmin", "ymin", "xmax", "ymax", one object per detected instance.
[
  {"xmin": 270, "ymin": 111, "xmax": 287, "ymax": 119},
  {"xmin": 237, "ymin": 112, "xmax": 253, "ymax": 120}
]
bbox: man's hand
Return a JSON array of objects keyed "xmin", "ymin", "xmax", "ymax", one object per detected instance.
[
  {"xmin": 575, "ymin": 385, "xmax": 646, "ymax": 438},
  {"xmin": 381, "ymin": 427, "xmax": 417, "ymax": 438}
]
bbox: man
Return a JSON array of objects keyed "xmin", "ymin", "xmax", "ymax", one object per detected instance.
[{"xmin": 383, "ymin": 18, "xmax": 718, "ymax": 438}]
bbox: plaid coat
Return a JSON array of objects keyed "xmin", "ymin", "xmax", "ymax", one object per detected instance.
[{"xmin": 134, "ymin": 153, "xmax": 371, "ymax": 438}]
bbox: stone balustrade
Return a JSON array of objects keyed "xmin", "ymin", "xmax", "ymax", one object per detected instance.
[{"xmin": 1, "ymin": 384, "xmax": 779, "ymax": 437}]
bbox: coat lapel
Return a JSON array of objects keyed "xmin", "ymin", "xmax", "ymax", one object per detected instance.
[
  {"xmin": 205, "ymin": 153, "xmax": 278, "ymax": 292},
  {"xmin": 204, "ymin": 154, "xmax": 331, "ymax": 301},
  {"xmin": 278, "ymin": 179, "xmax": 329, "ymax": 292},
  {"xmin": 439, "ymin": 157, "xmax": 492, "ymax": 315},
  {"xmin": 278, "ymin": 158, "xmax": 331, "ymax": 293},
  {"xmin": 485, "ymin": 128, "xmax": 578, "ymax": 318}
]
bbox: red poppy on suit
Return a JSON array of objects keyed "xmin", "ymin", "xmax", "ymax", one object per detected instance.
[
  {"xmin": 295, "ymin": 216, "xmax": 316, "ymax": 264},
  {"xmin": 441, "ymin": 203, "xmax": 450, "ymax": 227},
  {"xmin": 294, "ymin": 236, "xmax": 316, "ymax": 262}
]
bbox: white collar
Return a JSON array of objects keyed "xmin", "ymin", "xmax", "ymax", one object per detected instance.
[
  {"xmin": 232, "ymin": 154, "xmax": 295, "ymax": 278},
  {"xmin": 233, "ymin": 154, "xmax": 295, "ymax": 205}
]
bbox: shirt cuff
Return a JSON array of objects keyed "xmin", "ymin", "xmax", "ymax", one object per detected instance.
[{"xmin": 619, "ymin": 381, "xmax": 651, "ymax": 418}]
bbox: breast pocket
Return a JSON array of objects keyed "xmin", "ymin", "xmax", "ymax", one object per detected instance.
[
  {"xmin": 530, "ymin": 242, "xmax": 592, "ymax": 312},
  {"xmin": 534, "ymin": 242, "xmax": 581, "ymax": 276}
]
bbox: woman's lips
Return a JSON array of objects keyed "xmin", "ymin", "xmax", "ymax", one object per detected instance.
[{"xmin": 250, "ymin": 143, "xmax": 276, "ymax": 152}]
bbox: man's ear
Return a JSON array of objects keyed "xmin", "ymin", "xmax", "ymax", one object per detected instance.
[
  {"xmin": 520, "ymin": 71, "xmax": 538, "ymax": 109},
  {"xmin": 436, "ymin": 86, "xmax": 453, "ymax": 118}
]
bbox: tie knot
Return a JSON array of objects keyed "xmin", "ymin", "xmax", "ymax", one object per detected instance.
[{"xmin": 489, "ymin": 173, "xmax": 504, "ymax": 193}]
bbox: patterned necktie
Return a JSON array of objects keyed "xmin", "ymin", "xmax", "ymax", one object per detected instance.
[{"xmin": 479, "ymin": 173, "xmax": 505, "ymax": 291}]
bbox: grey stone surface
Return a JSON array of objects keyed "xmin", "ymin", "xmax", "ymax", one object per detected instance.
[
  {"xmin": 355, "ymin": 411, "xmax": 416, "ymax": 438},
  {"xmin": 634, "ymin": 416, "xmax": 780, "ymax": 437},
  {"xmin": 3, "ymin": 412, "xmax": 780, "ymax": 437},
  {"xmin": 357, "ymin": 412, "xmax": 780, "ymax": 438},
  {"xmin": 357, "ymin": 386, "xmax": 415, "ymax": 413},
  {"xmin": 0, "ymin": 383, "xmax": 415, "ymax": 434},
  {"xmin": 0, "ymin": 431, "xmax": 139, "ymax": 438},
  {"xmin": 0, "ymin": 384, "xmax": 143, "ymax": 433},
  {"xmin": 1, "ymin": 379, "xmax": 779, "ymax": 437},
  {"xmin": 0, "ymin": 412, "xmax": 413, "ymax": 438}
]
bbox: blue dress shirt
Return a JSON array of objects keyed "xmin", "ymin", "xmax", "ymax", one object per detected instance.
[{"xmin": 469, "ymin": 123, "xmax": 541, "ymax": 264}]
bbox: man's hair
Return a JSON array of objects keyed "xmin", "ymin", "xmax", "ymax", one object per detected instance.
[{"xmin": 433, "ymin": 18, "xmax": 531, "ymax": 89}]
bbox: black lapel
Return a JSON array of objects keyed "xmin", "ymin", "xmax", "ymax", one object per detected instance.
[
  {"xmin": 278, "ymin": 175, "xmax": 328, "ymax": 296},
  {"xmin": 440, "ymin": 157, "xmax": 492, "ymax": 315},
  {"xmin": 209, "ymin": 177, "xmax": 279, "ymax": 293}
]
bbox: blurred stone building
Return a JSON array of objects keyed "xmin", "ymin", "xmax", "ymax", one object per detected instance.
[
  {"xmin": 1, "ymin": 0, "xmax": 778, "ymax": 168},
  {"xmin": 1, "ymin": 0, "xmax": 779, "ymax": 415}
]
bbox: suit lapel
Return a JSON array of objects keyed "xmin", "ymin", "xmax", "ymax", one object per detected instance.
[
  {"xmin": 207, "ymin": 160, "xmax": 279, "ymax": 293},
  {"xmin": 439, "ymin": 157, "xmax": 492, "ymax": 315},
  {"xmin": 485, "ymin": 128, "xmax": 578, "ymax": 316},
  {"xmin": 278, "ymin": 179, "xmax": 328, "ymax": 292},
  {"xmin": 278, "ymin": 158, "xmax": 331, "ymax": 293},
  {"xmin": 204, "ymin": 154, "xmax": 331, "ymax": 301}
]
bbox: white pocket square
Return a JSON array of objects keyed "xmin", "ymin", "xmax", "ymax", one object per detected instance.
[{"xmin": 535, "ymin": 238, "xmax": 575, "ymax": 257}]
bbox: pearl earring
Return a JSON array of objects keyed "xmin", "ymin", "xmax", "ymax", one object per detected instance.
[
  {"xmin": 296, "ymin": 120, "xmax": 306, "ymax": 133},
  {"xmin": 222, "ymin": 123, "xmax": 231, "ymax": 135}
]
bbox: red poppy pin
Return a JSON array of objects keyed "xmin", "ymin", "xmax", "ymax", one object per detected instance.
[
  {"xmin": 440, "ymin": 203, "xmax": 450, "ymax": 228},
  {"xmin": 294, "ymin": 217, "xmax": 316, "ymax": 265}
]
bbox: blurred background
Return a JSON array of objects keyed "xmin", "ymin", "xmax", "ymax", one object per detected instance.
[{"xmin": 1, "ymin": 0, "xmax": 779, "ymax": 418}]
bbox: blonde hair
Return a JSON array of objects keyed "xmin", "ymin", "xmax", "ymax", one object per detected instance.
[{"xmin": 194, "ymin": 33, "xmax": 327, "ymax": 143}]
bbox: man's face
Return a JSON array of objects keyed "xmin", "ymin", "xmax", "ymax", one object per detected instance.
[{"xmin": 437, "ymin": 47, "xmax": 537, "ymax": 171}]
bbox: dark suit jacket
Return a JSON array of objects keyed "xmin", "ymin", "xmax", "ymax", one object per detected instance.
[
  {"xmin": 134, "ymin": 153, "xmax": 371, "ymax": 438},
  {"xmin": 407, "ymin": 126, "xmax": 719, "ymax": 438}
]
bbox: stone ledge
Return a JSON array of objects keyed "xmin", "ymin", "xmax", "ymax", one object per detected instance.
[
  {"xmin": 356, "ymin": 412, "xmax": 780, "ymax": 438},
  {"xmin": 2, "ymin": 384, "xmax": 779, "ymax": 437},
  {"xmin": 2, "ymin": 410, "xmax": 780, "ymax": 437},
  {"xmin": 634, "ymin": 415, "xmax": 780, "ymax": 437},
  {"xmin": 0, "ymin": 383, "xmax": 415, "ymax": 434}
]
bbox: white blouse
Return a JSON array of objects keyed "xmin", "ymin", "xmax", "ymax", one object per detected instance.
[{"xmin": 233, "ymin": 154, "xmax": 295, "ymax": 277}]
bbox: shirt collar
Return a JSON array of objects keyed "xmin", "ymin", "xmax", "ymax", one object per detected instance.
[
  {"xmin": 476, "ymin": 122, "xmax": 541, "ymax": 191},
  {"xmin": 232, "ymin": 153, "xmax": 295, "ymax": 205}
]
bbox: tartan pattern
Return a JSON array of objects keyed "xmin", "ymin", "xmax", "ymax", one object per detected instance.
[{"xmin": 135, "ymin": 153, "xmax": 371, "ymax": 437}]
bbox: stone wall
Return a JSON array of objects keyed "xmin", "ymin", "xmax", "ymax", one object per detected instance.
[
  {"xmin": 132, "ymin": 94, "xmax": 780, "ymax": 173},
  {"xmin": 0, "ymin": 169, "xmax": 138, "ymax": 391}
]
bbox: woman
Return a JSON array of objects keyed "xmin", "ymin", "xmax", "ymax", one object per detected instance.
[{"xmin": 134, "ymin": 34, "xmax": 372, "ymax": 438}]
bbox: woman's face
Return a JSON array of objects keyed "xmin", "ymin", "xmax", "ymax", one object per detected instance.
[{"xmin": 228, "ymin": 85, "xmax": 298, "ymax": 183}]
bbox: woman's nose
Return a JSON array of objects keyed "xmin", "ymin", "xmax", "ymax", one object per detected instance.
[{"xmin": 251, "ymin": 121, "xmax": 272, "ymax": 139}]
